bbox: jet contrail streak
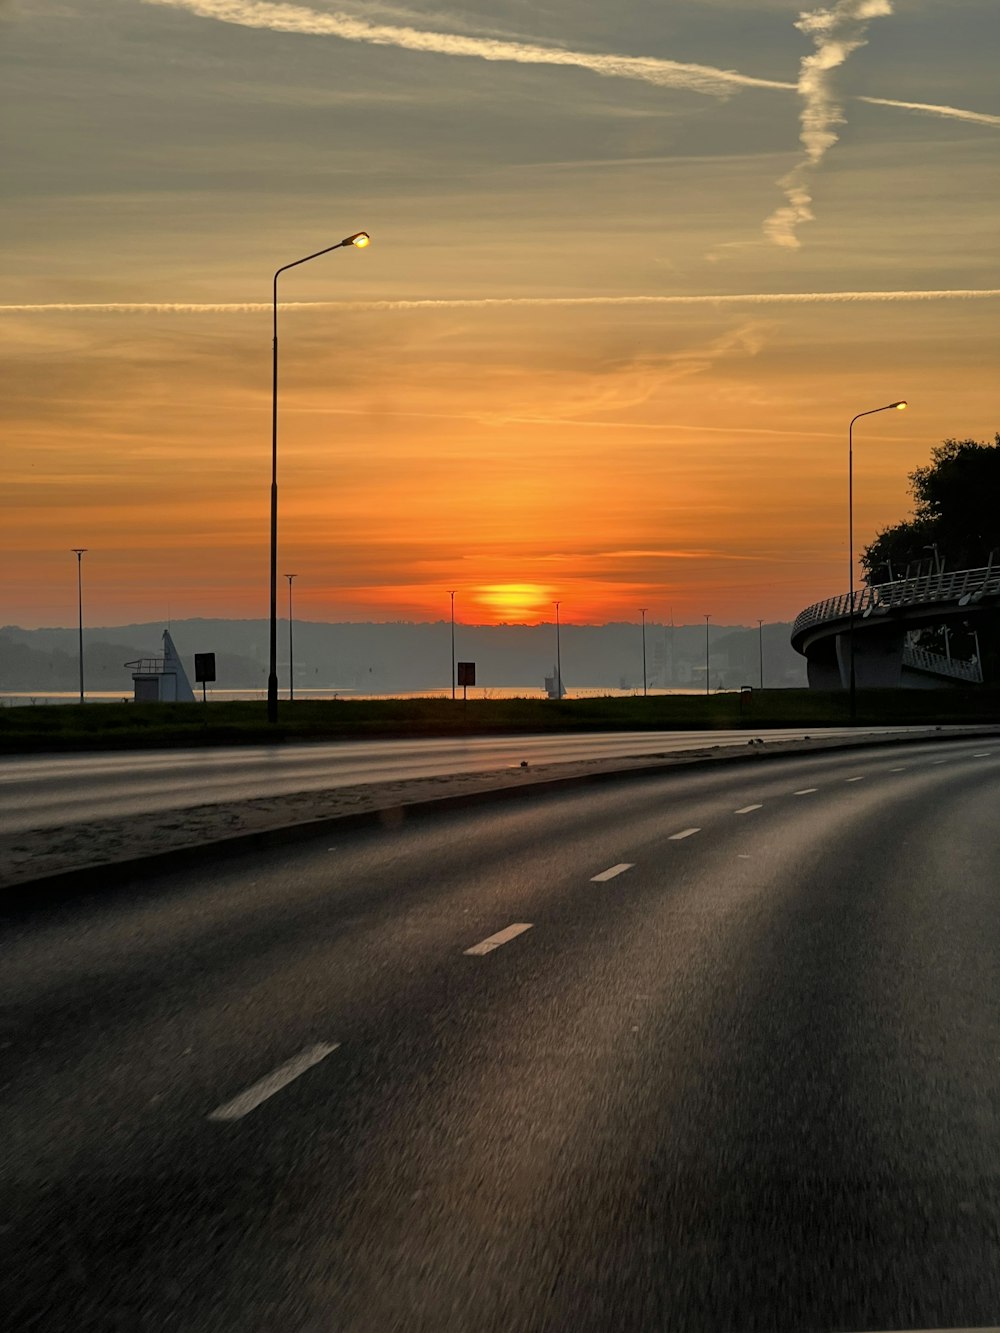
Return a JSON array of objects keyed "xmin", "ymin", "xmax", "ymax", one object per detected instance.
[
  {"xmin": 5, "ymin": 289, "xmax": 1000, "ymax": 315},
  {"xmin": 141, "ymin": 0, "xmax": 792, "ymax": 96},
  {"xmin": 858, "ymin": 96, "xmax": 1000, "ymax": 127}
]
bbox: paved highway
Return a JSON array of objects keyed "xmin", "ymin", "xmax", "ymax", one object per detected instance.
[
  {"xmin": 3, "ymin": 736, "xmax": 1000, "ymax": 1330},
  {"xmin": 0, "ymin": 725, "xmax": 965, "ymax": 833}
]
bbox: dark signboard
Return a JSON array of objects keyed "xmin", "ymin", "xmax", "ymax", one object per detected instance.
[
  {"xmin": 194, "ymin": 652, "xmax": 217, "ymax": 683},
  {"xmin": 457, "ymin": 661, "xmax": 476, "ymax": 687}
]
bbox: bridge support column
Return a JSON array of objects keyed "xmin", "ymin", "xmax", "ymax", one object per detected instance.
[{"xmin": 835, "ymin": 623, "xmax": 906, "ymax": 689}]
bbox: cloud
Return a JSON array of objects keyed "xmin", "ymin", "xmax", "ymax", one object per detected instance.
[
  {"xmin": 5, "ymin": 288, "xmax": 1000, "ymax": 315},
  {"xmin": 764, "ymin": 0, "xmax": 893, "ymax": 249},
  {"xmin": 140, "ymin": 0, "xmax": 794, "ymax": 97}
]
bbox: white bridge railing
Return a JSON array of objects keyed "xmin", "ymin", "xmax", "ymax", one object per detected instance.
[
  {"xmin": 792, "ymin": 563, "xmax": 1000, "ymax": 640},
  {"xmin": 901, "ymin": 644, "xmax": 983, "ymax": 684}
]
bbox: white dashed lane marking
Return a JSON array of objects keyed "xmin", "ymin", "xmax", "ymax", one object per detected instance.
[
  {"xmin": 464, "ymin": 923, "xmax": 533, "ymax": 956},
  {"xmin": 794, "ymin": 788, "xmax": 818, "ymax": 796},
  {"xmin": 590, "ymin": 863, "xmax": 635, "ymax": 882},
  {"xmin": 845, "ymin": 776, "xmax": 865, "ymax": 783},
  {"xmin": 889, "ymin": 767, "xmax": 907, "ymax": 772},
  {"xmin": 973, "ymin": 752, "xmax": 991, "ymax": 757},
  {"xmin": 208, "ymin": 1043, "xmax": 340, "ymax": 1122},
  {"xmin": 734, "ymin": 804, "xmax": 763, "ymax": 815},
  {"xmin": 668, "ymin": 828, "xmax": 701, "ymax": 840}
]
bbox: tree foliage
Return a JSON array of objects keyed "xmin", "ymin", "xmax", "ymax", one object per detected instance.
[{"xmin": 860, "ymin": 435, "xmax": 1000, "ymax": 584}]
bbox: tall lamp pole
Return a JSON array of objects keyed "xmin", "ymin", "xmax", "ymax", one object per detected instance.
[
  {"xmin": 267, "ymin": 231, "xmax": 370, "ymax": 724},
  {"xmin": 704, "ymin": 614, "xmax": 711, "ymax": 696},
  {"xmin": 449, "ymin": 590, "xmax": 456, "ymax": 700},
  {"xmin": 554, "ymin": 601, "xmax": 563, "ymax": 700},
  {"xmin": 758, "ymin": 619, "xmax": 764, "ymax": 690},
  {"xmin": 848, "ymin": 400, "xmax": 907, "ymax": 719},
  {"xmin": 285, "ymin": 573, "xmax": 297, "ymax": 701},
  {"xmin": 639, "ymin": 608, "xmax": 648, "ymax": 697},
  {"xmin": 71, "ymin": 548, "xmax": 87, "ymax": 704}
]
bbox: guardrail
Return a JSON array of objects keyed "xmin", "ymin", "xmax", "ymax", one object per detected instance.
[
  {"xmin": 792, "ymin": 563, "xmax": 1000, "ymax": 640},
  {"xmin": 901, "ymin": 643, "xmax": 983, "ymax": 684}
]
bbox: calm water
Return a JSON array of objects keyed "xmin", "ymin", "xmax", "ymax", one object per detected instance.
[{"xmin": 1, "ymin": 686, "xmax": 704, "ymax": 707}]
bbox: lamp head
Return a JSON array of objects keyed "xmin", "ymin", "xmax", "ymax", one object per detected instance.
[
  {"xmin": 342, "ymin": 232, "xmax": 370, "ymax": 248},
  {"xmin": 891, "ymin": 400, "xmax": 907, "ymax": 410}
]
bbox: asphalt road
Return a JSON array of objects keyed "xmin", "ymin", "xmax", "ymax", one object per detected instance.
[
  {"xmin": 3, "ymin": 736, "xmax": 1000, "ymax": 1331},
  {"xmin": 0, "ymin": 725, "xmax": 964, "ymax": 834}
]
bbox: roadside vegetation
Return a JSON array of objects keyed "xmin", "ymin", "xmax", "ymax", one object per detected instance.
[{"xmin": 1, "ymin": 689, "xmax": 998, "ymax": 754}]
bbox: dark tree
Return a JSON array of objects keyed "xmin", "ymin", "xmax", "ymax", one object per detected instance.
[
  {"xmin": 860, "ymin": 435, "xmax": 1000, "ymax": 681},
  {"xmin": 860, "ymin": 435, "xmax": 1000, "ymax": 583}
]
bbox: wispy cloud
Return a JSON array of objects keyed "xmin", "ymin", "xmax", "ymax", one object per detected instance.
[
  {"xmin": 141, "ymin": 0, "xmax": 793, "ymax": 96},
  {"xmin": 6, "ymin": 288, "xmax": 1000, "ymax": 315},
  {"xmin": 764, "ymin": 0, "xmax": 893, "ymax": 249}
]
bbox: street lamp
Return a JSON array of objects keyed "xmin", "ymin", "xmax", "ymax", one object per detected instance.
[
  {"xmin": 848, "ymin": 400, "xmax": 907, "ymax": 718},
  {"xmin": 639, "ymin": 608, "xmax": 648, "ymax": 697},
  {"xmin": 267, "ymin": 231, "xmax": 370, "ymax": 724},
  {"xmin": 554, "ymin": 601, "xmax": 563, "ymax": 700},
  {"xmin": 449, "ymin": 590, "xmax": 456, "ymax": 700},
  {"xmin": 758, "ymin": 619, "xmax": 764, "ymax": 690},
  {"xmin": 704, "ymin": 613, "xmax": 711, "ymax": 696},
  {"xmin": 71, "ymin": 548, "xmax": 87, "ymax": 704},
  {"xmin": 285, "ymin": 574, "xmax": 297, "ymax": 701}
]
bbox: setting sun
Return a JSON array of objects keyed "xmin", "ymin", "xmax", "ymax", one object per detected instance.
[{"xmin": 476, "ymin": 584, "xmax": 553, "ymax": 623}]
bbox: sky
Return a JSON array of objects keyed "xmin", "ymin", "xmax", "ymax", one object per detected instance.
[{"xmin": 2, "ymin": 0, "xmax": 998, "ymax": 629}]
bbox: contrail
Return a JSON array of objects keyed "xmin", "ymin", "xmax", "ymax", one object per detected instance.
[
  {"xmin": 764, "ymin": 0, "xmax": 893, "ymax": 249},
  {"xmin": 140, "ymin": 0, "xmax": 793, "ymax": 96},
  {"xmin": 5, "ymin": 289, "xmax": 1000, "ymax": 315},
  {"xmin": 859, "ymin": 95, "xmax": 1000, "ymax": 128},
  {"xmin": 140, "ymin": 0, "xmax": 999, "ymax": 130}
]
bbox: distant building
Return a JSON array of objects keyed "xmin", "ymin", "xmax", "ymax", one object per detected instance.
[{"xmin": 125, "ymin": 629, "xmax": 195, "ymax": 702}]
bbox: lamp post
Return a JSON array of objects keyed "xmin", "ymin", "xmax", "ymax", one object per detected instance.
[
  {"xmin": 71, "ymin": 548, "xmax": 87, "ymax": 704},
  {"xmin": 639, "ymin": 608, "xmax": 648, "ymax": 697},
  {"xmin": 704, "ymin": 614, "xmax": 710, "ymax": 696},
  {"xmin": 758, "ymin": 618, "xmax": 764, "ymax": 690},
  {"xmin": 285, "ymin": 574, "xmax": 297, "ymax": 701},
  {"xmin": 554, "ymin": 601, "xmax": 563, "ymax": 700},
  {"xmin": 449, "ymin": 590, "xmax": 456, "ymax": 700},
  {"xmin": 267, "ymin": 231, "xmax": 370, "ymax": 724},
  {"xmin": 848, "ymin": 400, "xmax": 907, "ymax": 719}
]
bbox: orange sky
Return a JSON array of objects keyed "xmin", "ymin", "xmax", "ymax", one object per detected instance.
[{"xmin": 3, "ymin": 1, "xmax": 998, "ymax": 629}]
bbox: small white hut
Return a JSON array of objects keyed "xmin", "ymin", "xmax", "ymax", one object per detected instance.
[{"xmin": 126, "ymin": 629, "xmax": 196, "ymax": 702}]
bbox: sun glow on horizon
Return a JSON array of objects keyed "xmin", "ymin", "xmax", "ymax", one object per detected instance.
[{"xmin": 476, "ymin": 583, "xmax": 553, "ymax": 623}]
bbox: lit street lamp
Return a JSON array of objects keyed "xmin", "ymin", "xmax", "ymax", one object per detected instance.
[
  {"xmin": 639, "ymin": 608, "xmax": 648, "ymax": 697},
  {"xmin": 71, "ymin": 548, "xmax": 87, "ymax": 704},
  {"xmin": 267, "ymin": 231, "xmax": 370, "ymax": 724},
  {"xmin": 848, "ymin": 400, "xmax": 907, "ymax": 718},
  {"xmin": 286, "ymin": 574, "xmax": 297, "ymax": 701}
]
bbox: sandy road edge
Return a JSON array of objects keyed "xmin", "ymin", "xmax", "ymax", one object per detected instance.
[{"xmin": 4, "ymin": 727, "xmax": 999, "ymax": 898}]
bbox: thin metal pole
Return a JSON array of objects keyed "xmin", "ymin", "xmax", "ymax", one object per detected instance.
[
  {"xmin": 267, "ymin": 235, "xmax": 368, "ymax": 725},
  {"xmin": 704, "ymin": 614, "xmax": 710, "ymax": 696},
  {"xmin": 758, "ymin": 619, "xmax": 764, "ymax": 689},
  {"xmin": 554, "ymin": 601, "xmax": 562, "ymax": 699},
  {"xmin": 72, "ymin": 548, "xmax": 86, "ymax": 704},
  {"xmin": 450, "ymin": 590, "xmax": 456, "ymax": 700},
  {"xmin": 286, "ymin": 574, "xmax": 296, "ymax": 701},
  {"xmin": 268, "ymin": 271, "xmax": 280, "ymax": 724},
  {"xmin": 639, "ymin": 608, "xmax": 648, "ymax": 696},
  {"xmin": 849, "ymin": 415, "xmax": 856, "ymax": 718}
]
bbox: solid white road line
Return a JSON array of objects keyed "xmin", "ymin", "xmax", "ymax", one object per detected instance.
[
  {"xmin": 668, "ymin": 827, "xmax": 701, "ymax": 840},
  {"xmin": 794, "ymin": 788, "xmax": 818, "ymax": 796},
  {"xmin": 845, "ymin": 776, "xmax": 865, "ymax": 783},
  {"xmin": 208, "ymin": 1043, "xmax": 340, "ymax": 1122},
  {"xmin": 734, "ymin": 804, "xmax": 762, "ymax": 815},
  {"xmin": 464, "ymin": 923, "xmax": 533, "ymax": 956},
  {"xmin": 590, "ymin": 863, "xmax": 635, "ymax": 882}
]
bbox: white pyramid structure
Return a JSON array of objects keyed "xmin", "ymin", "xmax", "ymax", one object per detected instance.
[
  {"xmin": 162, "ymin": 629, "xmax": 195, "ymax": 701},
  {"xmin": 128, "ymin": 628, "xmax": 196, "ymax": 702}
]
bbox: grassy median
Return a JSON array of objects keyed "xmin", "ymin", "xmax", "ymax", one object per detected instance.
[{"xmin": 1, "ymin": 689, "xmax": 998, "ymax": 753}]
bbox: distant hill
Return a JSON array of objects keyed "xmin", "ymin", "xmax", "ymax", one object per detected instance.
[{"xmin": 0, "ymin": 619, "xmax": 807, "ymax": 693}]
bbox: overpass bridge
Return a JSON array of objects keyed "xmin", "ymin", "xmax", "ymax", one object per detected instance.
[{"xmin": 791, "ymin": 563, "xmax": 997, "ymax": 689}]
